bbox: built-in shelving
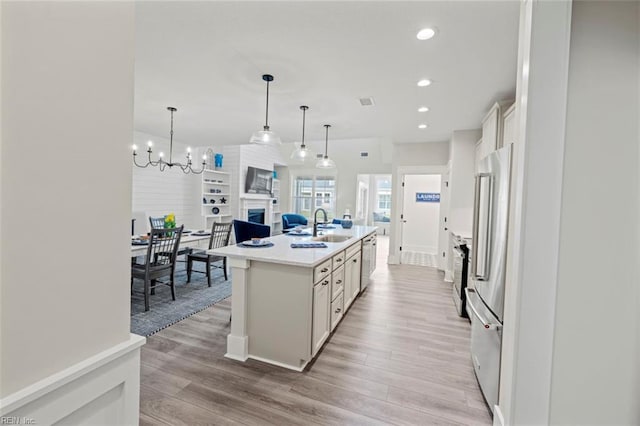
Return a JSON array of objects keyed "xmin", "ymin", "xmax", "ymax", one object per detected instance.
[
  {"xmin": 271, "ymin": 178, "xmax": 282, "ymax": 235},
  {"xmin": 201, "ymin": 169, "xmax": 232, "ymax": 229}
]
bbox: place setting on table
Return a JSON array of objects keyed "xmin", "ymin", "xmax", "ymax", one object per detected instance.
[{"xmin": 237, "ymin": 237, "xmax": 275, "ymax": 248}]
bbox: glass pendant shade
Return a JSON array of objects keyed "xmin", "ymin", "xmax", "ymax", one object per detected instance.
[
  {"xmin": 291, "ymin": 105, "xmax": 313, "ymax": 162},
  {"xmin": 291, "ymin": 144, "xmax": 311, "ymax": 161},
  {"xmin": 316, "ymin": 124, "xmax": 336, "ymax": 169},
  {"xmin": 250, "ymin": 127, "xmax": 281, "ymax": 145},
  {"xmin": 250, "ymin": 74, "xmax": 281, "ymax": 146},
  {"xmin": 315, "ymin": 156, "xmax": 336, "ymax": 169}
]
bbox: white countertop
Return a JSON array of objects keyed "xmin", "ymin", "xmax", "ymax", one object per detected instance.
[{"xmin": 209, "ymin": 225, "xmax": 377, "ymax": 268}]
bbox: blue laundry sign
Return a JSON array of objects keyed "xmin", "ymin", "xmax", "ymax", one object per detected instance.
[{"xmin": 416, "ymin": 192, "xmax": 440, "ymax": 203}]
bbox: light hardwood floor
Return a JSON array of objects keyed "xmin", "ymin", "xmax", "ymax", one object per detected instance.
[{"xmin": 139, "ymin": 236, "xmax": 492, "ymax": 425}]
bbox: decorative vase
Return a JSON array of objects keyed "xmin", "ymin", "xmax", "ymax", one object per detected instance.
[{"xmin": 341, "ymin": 219, "xmax": 353, "ymax": 229}]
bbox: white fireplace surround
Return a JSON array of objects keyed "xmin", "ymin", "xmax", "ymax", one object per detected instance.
[{"xmin": 240, "ymin": 195, "xmax": 275, "ymax": 233}]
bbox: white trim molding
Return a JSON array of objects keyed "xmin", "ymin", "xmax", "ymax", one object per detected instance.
[
  {"xmin": 0, "ymin": 334, "xmax": 145, "ymax": 425},
  {"xmin": 389, "ymin": 165, "xmax": 448, "ymax": 267}
]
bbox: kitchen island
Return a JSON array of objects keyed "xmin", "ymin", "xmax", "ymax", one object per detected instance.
[{"xmin": 210, "ymin": 225, "xmax": 377, "ymax": 371}]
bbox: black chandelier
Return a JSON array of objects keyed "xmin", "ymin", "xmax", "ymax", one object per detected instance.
[{"xmin": 132, "ymin": 107, "xmax": 206, "ymax": 174}]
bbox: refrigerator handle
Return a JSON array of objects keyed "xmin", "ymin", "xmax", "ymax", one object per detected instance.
[
  {"xmin": 472, "ymin": 173, "xmax": 493, "ymax": 281},
  {"xmin": 471, "ymin": 175, "xmax": 481, "ymax": 278},
  {"xmin": 465, "ymin": 288, "xmax": 501, "ymax": 330}
]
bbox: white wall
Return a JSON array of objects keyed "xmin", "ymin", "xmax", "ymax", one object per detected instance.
[
  {"xmin": 500, "ymin": 1, "xmax": 640, "ymax": 425},
  {"xmin": 447, "ymin": 129, "xmax": 481, "ymax": 236},
  {"xmin": 401, "ymin": 174, "xmax": 441, "ymax": 254},
  {"xmin": 388, "ymin": 142, "xmax": 449, "ymax": 263},
  {"xmin": 549, "ymin": 2, "xmax": 639, "ymax": 423},
  {"xmin": 131, "ymin": 131, "xmax": 201, "ymax": 232},
  {"xmin": 1, "ymin": 1, "xmax": 134, "ymax": 397}
]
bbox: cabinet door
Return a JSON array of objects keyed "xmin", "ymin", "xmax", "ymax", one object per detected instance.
[
  {"xmin": 482, "ymin": 105, "xmax": 499, "ymax": 152},
  {"xmin": 344, "ymin": 254, "xmax": 361, "ymax": 311},
  {"xmin": 312, "ymin": 278, "xmax": 330, "ymax": 356},
  {"xmin": 350, "ymin": 254, "xmax": 361, "ymax": 301},
  {"xmin": 502, "ymin": 106, "xmax": 516, "ymax": 146}
]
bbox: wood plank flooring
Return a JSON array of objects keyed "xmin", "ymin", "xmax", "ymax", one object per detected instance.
[{"xmin": 139, "ymin": 236, "xmax": 492, "ymax": 425}]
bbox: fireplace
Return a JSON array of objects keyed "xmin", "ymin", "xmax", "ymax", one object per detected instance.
[{"xmin": 248, "ymin": 208, "xmax": 265, "ymax": 224}]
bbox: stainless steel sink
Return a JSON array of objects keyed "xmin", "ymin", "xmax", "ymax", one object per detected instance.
[{"xmin": 312, "ymin": 234, "xmax": 352, "ymax": 243}]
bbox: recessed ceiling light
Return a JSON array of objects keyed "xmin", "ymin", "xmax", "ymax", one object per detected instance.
[
  {"xmin": 417, "ymin": 79, "xmax": 432, "ymax": 87},
  {"xmin": 418, "ymin": 124, "xmax": 428, "ymax": 129},
  {"xmin": 416, "ymin": 28, "xmax": 436, "ymax": 40},
  {"xmin": 418, "ymin": 106, "xmax": 429, "ymax": 113}
]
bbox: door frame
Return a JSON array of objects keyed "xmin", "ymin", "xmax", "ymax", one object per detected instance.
[{"xmin": 389, "ymin": 165, "xmax": 448, "ymax": 264}]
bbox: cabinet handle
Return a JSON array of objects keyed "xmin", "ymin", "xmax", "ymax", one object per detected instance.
[
  {"xmin": 321, "ymin": 268, "xmax": 328, "ymax": 273},
  {"xmin": 353, "ymin": 259, "xmax": 358, "ymax": 263},
  {"xmin": 336, "ymin": 258, "xmax": 342, "ymax": 262},
  {"xmin": 322, "ymin": 280, "xmax": 329, "ymax": 286},
  {"xmin": 336, "ymin": 280, "xmax": 342, "ymax": 285},
  {"xmin": 335, "ymin": 308, "xmax": 341, "ymax": 313}
]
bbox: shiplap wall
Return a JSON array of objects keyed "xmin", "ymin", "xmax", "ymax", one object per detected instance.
[
  {"xmin": 131, "ymin": 131, "xmax": 203, "ymax": 232},
  {"xmin": 132, "ymin": 138, "xmax": 286, "ymax": 233}
]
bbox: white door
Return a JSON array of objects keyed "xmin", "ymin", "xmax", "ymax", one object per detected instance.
[{"xmin": 400, "ymin": 174, "xmax": 442, "ymax": 266}]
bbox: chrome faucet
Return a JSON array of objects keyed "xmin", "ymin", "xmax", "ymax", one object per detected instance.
[{"xmin": 313, "ymin": 208, "xmax": 328, "ymax": 237}]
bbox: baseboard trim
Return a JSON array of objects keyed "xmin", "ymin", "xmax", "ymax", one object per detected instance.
[
  {"xmin": 444, "ymin": 270, "xmax": 453, "ymax": 282},
  {"xmin": 387, "ymin": 255, "xmax": 400, "ymax": 265},
  {"xmin": 493, "ymin": 404, "xmax": 505, "ymax": 426},
  {"xmin": 1, "ymin": 334, "xmax": 145, "ymax": 424},
  {"xmin": 247, "ymin": 355, "xmax": 306, "ymax": 372}
]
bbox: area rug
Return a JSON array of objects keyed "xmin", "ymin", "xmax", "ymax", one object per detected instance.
[{"xmin": 130, "ymin": 262, "xmax": 231, "ymax": 336}]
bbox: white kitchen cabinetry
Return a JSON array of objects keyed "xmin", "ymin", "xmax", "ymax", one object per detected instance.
[
  {"xmin": 344, "ymin": 249, "xmax": 362, "ymax": 311},
  {"xmin": 312, "ymin": 276, "xmax": 331, "ymax": 356},
  {"xmin": 201, "ymin": 169, "xmax": 232, "ymax": 229},
  {"xmin": 502, "ymin": 103, "xmax": 516, "ymax": 147},
  {"xmin": 476, "ymin": 101, "xmax": 514, "ymax": 171}
]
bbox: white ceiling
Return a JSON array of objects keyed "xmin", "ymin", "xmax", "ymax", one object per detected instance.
[{"xmin": 134, "ymin": 1, "xmax": 519, "ymax": 147}]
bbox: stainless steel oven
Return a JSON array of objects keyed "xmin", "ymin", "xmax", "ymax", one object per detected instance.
[{"xmin": 452, "ymin": 237, "xmax": 470, "ymax": 319}]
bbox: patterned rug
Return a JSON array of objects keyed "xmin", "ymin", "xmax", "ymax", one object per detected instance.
[
  {"xmin": 401, "ymin": 251, "xmax": 440, "ymax": 267},
  {"xmin": 130, "ymin": 262, "xmax": 231, "ymax": 336}
]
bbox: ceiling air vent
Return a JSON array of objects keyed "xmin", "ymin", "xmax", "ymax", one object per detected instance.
[
  {"xmin": 360, "ymin": 152, "xmax": 369, "ymax": 158},
  {"xmin": 359, "ymin": 97, "xmax": 375, "ymax": 107}
]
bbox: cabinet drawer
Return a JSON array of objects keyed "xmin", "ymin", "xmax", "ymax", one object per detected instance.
[
  {"xmin": 332, "ymin": 250, "xmax": 346, "ymax": 270},
  {"xmin": 331, "ymin": 291, "xmax": 344, "ymax": 331},
  {"xmin": 346, "ymin": 241, "xmax": 361, "ymax": 260},
  {"xmin": 331, "ymin": 266, "xmax": 345, "ymax": 300},
  {"xmin": 314, "ymin": 259, "xmax": 333, "ymax": 283}
]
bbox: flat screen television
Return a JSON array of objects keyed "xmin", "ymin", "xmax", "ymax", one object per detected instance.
[{"xmin": 245, "ymin": 166, "xmax": 273, "ymax": 195}]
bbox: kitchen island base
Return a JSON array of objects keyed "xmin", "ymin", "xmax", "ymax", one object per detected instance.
[{"xmin": 213, "ymin": 226, "xmax": 376, "ymax": 371}]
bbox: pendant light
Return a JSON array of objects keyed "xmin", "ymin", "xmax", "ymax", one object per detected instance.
[
  {"xmin": 290, "ymin": 105, "xmax": 313, "ymax": 162},
  {"xmin": 250, "ymin": 74, "xmax": 281, "ymax": 145},
  {"xmin": 316, "ymin": 124, "xmax": 336, "ymax": 169},
  {"xmin": 132, "ymin": 107, "xmax": 206, "ymax": 174}
]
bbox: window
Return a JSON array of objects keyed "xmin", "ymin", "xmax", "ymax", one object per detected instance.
[
  {"xmin": 292, "ymin": 175, "xmax": 336, "ymax": 220},
  {"xmin": 378, "ymin": 193, "xmax": 392, "ymax": 210}
]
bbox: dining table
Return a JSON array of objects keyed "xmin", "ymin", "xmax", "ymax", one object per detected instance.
[{"xmin": 130, "ymin": 233, "xmax": 211, "ymax": 257}]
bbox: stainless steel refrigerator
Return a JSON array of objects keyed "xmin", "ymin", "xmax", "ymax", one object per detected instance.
[{"xmin": 465, "ymin": 144, "xmax": 511, "ymax": 414}]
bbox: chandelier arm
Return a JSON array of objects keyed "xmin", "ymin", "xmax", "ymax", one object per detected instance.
[{"xmin": 133, "ymin": 153, "xmax": 151, "ymax": 168}]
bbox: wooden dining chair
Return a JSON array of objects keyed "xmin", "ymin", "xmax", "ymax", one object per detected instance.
[
  {"xmin": 131, "ymin": 225, "xmax": 184, "ymax": 312},
  {"xmin": 149, "ymin": 216, "xmax": 166, "ymax": 230},
  {"xmin": 187, "ymin": 222, "xmax": 233, "ymax": 286}
]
